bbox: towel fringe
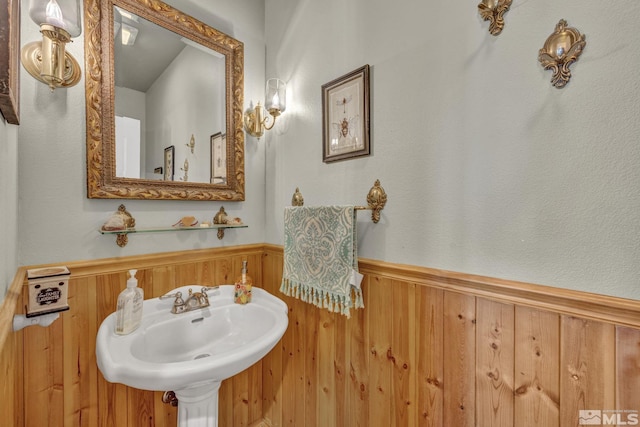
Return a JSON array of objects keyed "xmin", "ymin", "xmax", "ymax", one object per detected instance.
[{"xmin": 280, "ymin": 278, "xmax": 364, "ymax": 319}]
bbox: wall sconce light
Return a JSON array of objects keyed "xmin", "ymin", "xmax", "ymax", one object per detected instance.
[
  {"xmin": 21, "ymin": 0, "xmax": 82, "ymax": 91},
  {"xmin": 186, "ymin": 134, "xmax": 195, "ymax": 153},
  {"xmin": 244, "ymin": 78, "xmax": 286, "ymax": 139},
  {"xmin": 180, "ymin": 158, "xmax": 189, "ymax": 182}
]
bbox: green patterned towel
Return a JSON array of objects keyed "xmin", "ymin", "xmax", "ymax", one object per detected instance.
[{"xmin": 280, "ymin": 206, "xmax": 364, "ymax": 317}]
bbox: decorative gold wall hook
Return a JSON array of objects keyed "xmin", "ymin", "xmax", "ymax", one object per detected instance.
[
  {"xmin": 538, "ymin": 19, "xmax": 586, "ymax": 89},
  {"xmin": 477, "ymin": 0, "xmax": 512, "ymax": 36}
]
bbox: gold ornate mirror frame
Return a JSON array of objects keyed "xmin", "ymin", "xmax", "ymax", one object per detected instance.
[
  {"xmin": 477, "ymin": 0, "xmax": 512, "ymax": 36},
  {"xmin": 538, "ymin": 19, "xmax": 586, "ymax": 89},
  {"xmin": 84, "ymin": 0, "xmax": 245, "ymax": 200}
]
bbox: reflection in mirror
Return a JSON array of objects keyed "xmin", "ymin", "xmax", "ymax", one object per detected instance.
[
  {"xmin": 113, "ymin": 6, "xmax": 225, "ymax": 183},
  {"xmin": 85, "ymin": 0, "xmax": 244, "ymax": 200}
]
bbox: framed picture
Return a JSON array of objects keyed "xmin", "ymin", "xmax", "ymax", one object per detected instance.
[
  {"xmin": 210, "ymin": 132, "xmax": 227, "ymax": 184},
  {"xmin": 164, "ymin": 146, "xmax": 174, "ymax": 181},
  {"xmin": 322, "ymin": 64, "xmax": 370, "ymax": 163},
  {"xmin": 0, "ymin": 0, "xmax": 20, "ymax": 124}
]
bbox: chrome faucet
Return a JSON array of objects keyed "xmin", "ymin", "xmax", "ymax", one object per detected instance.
[{"xmin": 160, "ymin": 286, "xmax": 219, "ymax": 314}]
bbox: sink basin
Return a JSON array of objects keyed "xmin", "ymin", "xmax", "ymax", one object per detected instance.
[{"xmin": 96, "ymin": 285, "xmax": 289, "ymax": 392}]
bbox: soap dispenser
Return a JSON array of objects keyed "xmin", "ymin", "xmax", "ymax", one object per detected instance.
[
  {"xmin": 115, "ymin": 269, "xmax": 144, "ymax": 335},
  {"xmin": 234, "ymin": 260, "xmax": 253, "ymax": 304}
]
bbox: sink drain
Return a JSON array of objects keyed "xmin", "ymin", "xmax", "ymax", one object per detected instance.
[{"xmin": 194, "ymin": 353, "xmax": 211, "ymax": 360}]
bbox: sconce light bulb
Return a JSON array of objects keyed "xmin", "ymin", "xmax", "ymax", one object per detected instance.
[{"xmin": 45, "ymin": 0, "xmax": 65, "ymax": 28}]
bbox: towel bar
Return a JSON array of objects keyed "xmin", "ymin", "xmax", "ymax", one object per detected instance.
[{"xmin": 291, "ymin": 179, "xmax": 387, "ymax": 223}]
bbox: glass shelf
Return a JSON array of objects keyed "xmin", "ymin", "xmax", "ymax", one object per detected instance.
[{"xmin": 99, "ymin": 224, "xmax": 248, "ymax": 247}]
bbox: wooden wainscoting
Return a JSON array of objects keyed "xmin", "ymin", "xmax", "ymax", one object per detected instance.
[
  {"xmin": 261, "ymin": 245, "xmax": 640, "ymax": 427},
  {"xmin": 2, "ymin": 244, "xmax": 640, "ymax": 426},
  {"xmin": 0, "ymin": 271, "xmax": 25, "ymax": 427}
]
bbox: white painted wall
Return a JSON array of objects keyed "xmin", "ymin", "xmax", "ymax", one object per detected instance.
[
  {"xmin": 17, "ymin": 0, "xmax": 265, "ymax": 268},
  {"xmin": 10, "ymin": 0, "xmax": 640, "ymax": 306},
  {"xmin": 0, "ymin": 120, "xmax": 18, "ymax": 300},
  {"xmin": 264, "ymin": 0, "xmax": 640, "ymax": 300},
  {"xmin": 146, "ymin": 45, "xmax": 224, "ymax": 184}
]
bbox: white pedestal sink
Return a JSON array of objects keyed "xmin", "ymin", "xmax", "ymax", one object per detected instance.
[{"xmin": 96, "ymin": 285, "xmax": 289, "ymax": 427}]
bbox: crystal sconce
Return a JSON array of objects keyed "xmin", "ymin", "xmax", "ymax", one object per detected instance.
[
  {"xmin": 21, "ymin": 0, "xmax": 82, "ymax": 91},
  {"xmin": 244, "ymin": 78, "xmax": 287, "ymax": 139}
]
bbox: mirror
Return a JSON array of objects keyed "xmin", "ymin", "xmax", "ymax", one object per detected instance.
[{"xmin": 85, "ymin": 0, "xmax": 245, "ymax": 200}]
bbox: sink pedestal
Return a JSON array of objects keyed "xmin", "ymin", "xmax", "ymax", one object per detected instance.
[{"xmin": 174, "ymin": 382, "xmax": 222, "ymax": 427}]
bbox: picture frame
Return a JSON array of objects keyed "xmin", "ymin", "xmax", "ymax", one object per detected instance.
[
  {"xmin": 164, "ymin": 146, "xmax": 175, "ymax": 181},
  {"xmin": 210, "ymin": 132, "xmax": 227, "ymax": 184},
  {"xmin": 0, "ymin": 0, "xmax": 20, "ymax": 124},
  {"xmin": 322, "ymin": 64, "xmax": 370, "ymax": 163}
]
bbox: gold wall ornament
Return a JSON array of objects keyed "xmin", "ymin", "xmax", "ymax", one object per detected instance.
[
  {"xmin": 478, "ymin": 0, "xmax": 512, "ymax": 36},
  {"xmin": 291, "ymin": 187, "xmax": 304, "ymax": 206},
  {"xmin": 365, "ymin": 179, "xmax": 387, "ymax": 224},
  {"xmin": 538, "ymin": 19, "xmax": 586, "ymax": 89}
]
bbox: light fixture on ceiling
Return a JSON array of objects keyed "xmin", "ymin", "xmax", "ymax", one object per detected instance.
[
  {"xmin": 244, "ymin": 78, "xmax": 287, "ymax": 139},
  {"xmin": 21, "ymin": 0, "xmax": 82, "ymax": 91},
  {"xmin": 120, "ymin": 23, "xmax": 139, "ymax": 46}
]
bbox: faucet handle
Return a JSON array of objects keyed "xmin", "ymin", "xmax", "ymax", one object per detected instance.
[
  {"xmin": 160, "ymin": 291, "xmax": 183, "ymax": 301},
  {"xmin": 201, "ymin": 286, "xmax": 219, "ymax": 293}
]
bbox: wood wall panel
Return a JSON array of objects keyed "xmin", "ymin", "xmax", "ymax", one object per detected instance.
[
  {"xmin": 62, "ymin": 275, "xmax": 99, "ymax": 427},
  {"xmin": 416, "ymin": 286, "xmax": 443, "ymax": 427},
  {"xmin": 391, "ymin": 280, "xmax": 416, "ymax": 427},
  {"xmin": 366, "ymin": 275, "xmax": 393, "ymax": 427},
  {"xmin": 616, "ymin": 326, "xmax": 640, "ymax": 416},
  {"xmin": 442, "ymin": 291, "xmax": 476, "ymax": 427},
  {"xmin": 2, "ymin": 244, "xmax": 640, "ymax": 426},
  {"xmin": 559, "ymin": 317, "xmax": 616, "ymax": 427},
  {"xmin": 476, "ymin": 298, "xmax": 514, "ymax": 427},
  {"xmin": 513, "ymin": 306, "xmax": 560, "ymax": 427},
  {"xmin": 347, "ymin": 279, "xmax": 368, "ymax": 427}
]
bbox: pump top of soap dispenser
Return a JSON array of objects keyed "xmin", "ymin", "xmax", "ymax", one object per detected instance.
[{"xmin": 127, "ymin": 269, "xmax": 138, "ymax": 288}]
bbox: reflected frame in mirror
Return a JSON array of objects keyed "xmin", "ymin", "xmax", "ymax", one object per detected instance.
[
  {"xmin": 85, "ymin": 0, "xmax": 245, "ymax": 200},
  {"xmin": 210, "ymin": 132, "xmax": 226, "ymax": 185}
]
